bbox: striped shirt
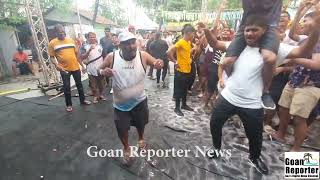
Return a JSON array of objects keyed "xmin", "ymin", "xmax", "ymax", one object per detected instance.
[{"xmin": 48, "ymin": 37, "xmax": 80, "ymax": 71}]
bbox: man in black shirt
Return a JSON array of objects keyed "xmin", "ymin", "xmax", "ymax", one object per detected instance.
[
  {"xmin": 100, "ymin": 27, "xmax": 114, "ymax": 58},
  {"xmin": 146, "ymin": 32, "xmax": 156, "ymax": 79},
  {"xmin": 149, "ymin": 32, "xmax": 169, "ymax": 87}
]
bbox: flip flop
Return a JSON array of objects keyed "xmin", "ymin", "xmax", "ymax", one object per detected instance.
[
  {"xmin": 138, "ymin": 140, "xmax": 146, "ymax": 151},
  {"xmin": 81, "ymin": 100, "xmax": 92, "ymax": 105},
  {"xmin": 100, "ymin": 96, "xmax": 107, "ymax": 101},
  {"xmin": 270, "ymin": 133, "xmax": 286, "ymax": 144},
  {"xmin": 65, "ymin": 106, "xmax": 73, "ymax": 112},
  {"xmin": 93, "ymin": 97, "xmax": 99, "ymax": 104},
  {"xmin": 123, "ymin": 149, "xmax": 132, "ymax": 166}
]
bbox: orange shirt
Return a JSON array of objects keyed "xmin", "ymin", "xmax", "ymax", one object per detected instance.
[
  {"xmin": 13, "ymin": 52, "xmax": 28, "ymax": 63},
  {"xmin": 48, "ymin": 38, "xmax": 80, "ymax": 71}
]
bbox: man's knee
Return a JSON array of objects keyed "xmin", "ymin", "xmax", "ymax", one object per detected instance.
[{"xmin": 222, "ymin": 57, "xmax": 236, "ymax": 67}]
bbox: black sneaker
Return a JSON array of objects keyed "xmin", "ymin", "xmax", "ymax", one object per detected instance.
[
  {"xmin": 261, "ymin": 93, "xmax": 276, "ymax": 110},
  {"xmin": 249, "ymin": 157, "xmax": 269, "ymax": 175},
  {"xmin": 206, "ymin": 146, "xmax": 221, "ymax": 159},
  {"xmin": 181, "ymin": 105, "xmax": 194, "ymax": 111},
  {"xmin": 174, "ymin": 108, "xmax": 184, "ymax": 116}
]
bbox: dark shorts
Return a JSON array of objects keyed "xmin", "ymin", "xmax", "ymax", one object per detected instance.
[
  {"xmin": 114, "ymin": 98, "xmax": 149, "ymax": 138},
  {"xmin": 226, "ymin": 27, "xmax": 280, "ymax": 57},
  {"xmin": 270, "ymin": 72, "xmax": 289, "ymax": 109},
  {"xmin": 207, "ymin": 69, "xmax": 219, "ymax": 93}
]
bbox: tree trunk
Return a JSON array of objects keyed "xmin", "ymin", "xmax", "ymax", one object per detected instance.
[{"xmin": 92, "ymin": 0, "xmax": 100, "ymax": 27}]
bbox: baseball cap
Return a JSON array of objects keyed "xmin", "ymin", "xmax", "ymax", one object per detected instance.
[{"xmin": 118, "ymin": 31, "xmax": 136, "ymax": 42}]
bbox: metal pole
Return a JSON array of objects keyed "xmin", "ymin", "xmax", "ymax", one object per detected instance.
[{"xmin": 76, "ymin": 0, "xmax": 83, "ymax": 35}]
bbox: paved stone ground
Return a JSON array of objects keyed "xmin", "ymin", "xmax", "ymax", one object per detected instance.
[{"xmin": 0, "ymin": 75, "xmax": 319, "ymax": 180}]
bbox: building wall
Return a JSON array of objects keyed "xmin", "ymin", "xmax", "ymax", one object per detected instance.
[{"xmin": 0, "ymin": 30, "xmax": 19, "ymax": 77}]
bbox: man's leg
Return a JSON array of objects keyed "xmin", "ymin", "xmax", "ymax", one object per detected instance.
[
  {"xmin": 260, "ymin": 49, "xmax": 277, "ymax": 109},
  {"xmin": 156, "ymin": 68, "xmax": 161, "ymax": 84},
  {"xmin": 71, "ymin": 70, "xmax": 87, "ymax": 104},
  {"xmin": 132, "ymin": 99, "xmax": 149, "ymax": 149},
  {"xmin": 260, "ymin": 27, "xmax": 280, "ymax": 110},
  {"xmin": 291, "ymin": 116, "xmax": 308, "ymax": 151},
  {"xmin": 162, "ymin": 60, "xmax": 168, "ymax": 82},
  {"xmin": 238, "ymin": 107, "xmax": 268, "ymax": 174},
  {"xmin": 89, "ymin": 75, "xmax": 99, "ymax": 103},
  {"xmin": 60, "ymin": 71, "xmax": 72, "ymax": 107},
  {"xmin": 289, "ymin": 86, "xmax": 320, "ymax": 151},
  {"xmin": 148, "ymin": 65, "xmax": 155, "ymax": 79},
  {"xmin": 272, "ymin": 84, "xmax": 295, "ymax": 142},
  {"xmin": 12, "ymin": 63, "xmax": 18, "ymax": 77},
  {"xmin": 114, "ymin": 108, "xmax": 131, "ymax": 162},
  {"xmin": 97, "ymin": 75, "xmax": 106, "ymax": 99},
  {"xmin": 181, "ymin": 73, "xmax": 193, "ymax": 111},
  {"xmin": 210, "ymin": 96, "xmax": 235, "ymax": 150},
  {"xmin": 26, "ymin": 62, "xmax": 35, "ymax": 75},
  {"xmin": 174, "ymin": 71, "xmax": 184, "ymax": 116}
]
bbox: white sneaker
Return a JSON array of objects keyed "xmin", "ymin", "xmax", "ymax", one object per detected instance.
[{"xmin": 110, "ymin": 88, "xmax": 113, "ymax": 94}]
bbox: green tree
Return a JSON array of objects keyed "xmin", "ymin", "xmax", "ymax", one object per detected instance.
[
  {"xmin": 98, "ymin": 0, "xmax": 128, "ymax": 26},
  {"xmin": 208, "ymin": 0, "xmax": 241, "ymax": 10},
  {"xmin": 0, "ymin": 0, "xmax": 73, "ymax": 28}
]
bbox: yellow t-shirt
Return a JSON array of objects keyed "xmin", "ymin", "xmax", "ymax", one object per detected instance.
[
  {"xmin": 48, "ymin": 38, "xmax": 80, "ymax": 71},
  {"xmin": 175, "ymin": 39, "xmax": 192, "ymax": 73}
]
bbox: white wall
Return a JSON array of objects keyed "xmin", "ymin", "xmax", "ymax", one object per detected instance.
[{"xmin": 0, "ymin": 30, "xmax": 19, "ymax": 76}]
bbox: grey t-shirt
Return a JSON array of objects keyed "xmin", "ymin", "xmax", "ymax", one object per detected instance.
[{"xmin": 241, "ymin": 0, "xmax": 283, "ymax": 27}]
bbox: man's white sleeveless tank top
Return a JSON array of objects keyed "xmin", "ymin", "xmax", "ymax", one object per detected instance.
[{"xmin": 112, "ymin": 50, "xmax": 146, "ymax": 111}]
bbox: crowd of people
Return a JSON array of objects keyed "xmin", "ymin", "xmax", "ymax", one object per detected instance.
[{"xmin": 45, "ymin": 0, "xmax": 320, "ymax": 175}]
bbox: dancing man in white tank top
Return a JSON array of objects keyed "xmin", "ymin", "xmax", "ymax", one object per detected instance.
[{"xmin": 99, "ymin": 31, "xmax": 163, "ymax": 165}]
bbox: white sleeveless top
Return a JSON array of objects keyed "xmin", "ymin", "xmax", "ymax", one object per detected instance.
[{"xmin": 112, "ymin": 50, "xmax": 146, "ymax": 111}]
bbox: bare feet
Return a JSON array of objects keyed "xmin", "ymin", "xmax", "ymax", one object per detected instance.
[{"xmin": 270, "ymin": 132, "xmax": 286, "ymax": 143}]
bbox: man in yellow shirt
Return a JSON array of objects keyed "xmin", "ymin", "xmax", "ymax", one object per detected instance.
[
  {"xmin": 48, "ymin": 24, "xmax": 91, "ymax": 112},
  {"xmin": 167, "ymin": 24, "xmax": 195, "ymax": 116}
]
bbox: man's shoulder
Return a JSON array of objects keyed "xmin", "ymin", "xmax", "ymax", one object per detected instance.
[{"xmin": 49, "ymin": 38, "xmax": 58, "ymax": 44}]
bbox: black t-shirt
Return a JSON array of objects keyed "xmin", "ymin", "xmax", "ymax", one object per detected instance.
[
  {"xmin": 149, "ymin": 39, "xmax": 169, "ymax": 60},
  {"xmin": 208, "ymin": 50, "xmax": 222, "ymax": 74},
  {"xmin": 146, "ymin": 39, "xmax": 154, "ymax": 54},
  {"xmin": 100, "ymin": 37, "xmax": 114, "ymax": 58},
  {"xmin": 241, "ymin": 0, "xmax": 283, "ymax": 27}
]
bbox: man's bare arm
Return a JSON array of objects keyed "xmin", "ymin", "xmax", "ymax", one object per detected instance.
[
  {"xmin": 141, "ymin": 51, "xmax": 163, "ymax": 70},
  {"xmin": 289, "ymin": 0, "xmax": 312, "ymax": 42},
  {"xmin": 167, "ymin": 46, "xmax": 177, "ymax": 63},
  {"xmin": 203, "ymin": 29, "xmax": 229, "ymax": 52},
  {"xmin": 292, "ymin": 54, "xmax": 320, "ymax": 70},
  {"xmin": 287, "ymin": 30, "xmax": 320, "ymax": 59},
  {"xmin": 100, "ymin": 53, "xmax": 113, "ymax": 70}
]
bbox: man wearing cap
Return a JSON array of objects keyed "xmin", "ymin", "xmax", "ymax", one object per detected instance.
[
  {"xmin": 99, "ymin": 31, "xmax": 164, "ymax": 164},
  {"xmin": 100, "ymin": 27, "xmax": 114, "ymax": 59},
  {"xmin": 12, "ymin": 46, "xmax": 35, "ymax": 78}
]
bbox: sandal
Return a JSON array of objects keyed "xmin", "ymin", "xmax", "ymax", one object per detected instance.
[
  {"xmin": 100, "ymin": 96, "xmax": 107, "ymax": 101},
  {"xmin": 270, "ymin": 132, "xmax": 286, "ymax": 144},
  {"xmin": 93, "ymin": 97, "xmax": 99, "ymax": 104},
  {"xmin": 138, "ymin": 140, "xmax": 146, "ymax": 151},
  {"xmin": 65, "ymin": 106, "xmax": 73, "ymax": 112},
  {"xmin": 81, "ymin": 100, "xmax": 91, "ymax": 105},
  {"xmin": 123, "ymin": 149, "xmax": 132, "ymax": 166}
]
